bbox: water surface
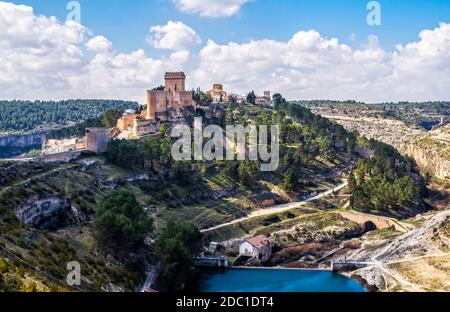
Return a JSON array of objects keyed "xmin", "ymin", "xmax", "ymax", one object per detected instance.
[{"xmin": 200, "ymin": 268, "xmax": 365, "ymax": 292}]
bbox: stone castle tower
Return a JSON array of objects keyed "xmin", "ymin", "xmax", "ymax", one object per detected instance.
[
  {"xmin": 164, "ymin": 72, "xmax": 186, "ymax": 92},
  {"xmin": 146, "ymin": 72, "xmax": 193, "ymax": 120}
]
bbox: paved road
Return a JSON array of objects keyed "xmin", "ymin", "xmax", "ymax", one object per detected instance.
[{"xmin": 201, "ymin": 181, "xmax": 348, "ymax": 233}]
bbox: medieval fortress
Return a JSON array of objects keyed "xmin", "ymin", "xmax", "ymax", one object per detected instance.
[{"xmin": 116, "ymin": 72, "xmax": 194, "ymax": 137}]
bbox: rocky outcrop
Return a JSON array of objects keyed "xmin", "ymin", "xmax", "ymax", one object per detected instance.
[
  {"xmin": 319, "ymin": 114, "xmax": 450, "ymax": 181},
  {"xmin": 15, "ymin": 196, "xmax": 88, "ymax": 230},
  {"xmin": 346, "ymin": 210, "xmax": 450, "ymax": 291},
  {"xmin": 399, "ymin": 143, "xmax": 450, "ymax": 180},
  {"xmin": 0, "ymin": 132, "xmax": 46, "ymax": 148}
]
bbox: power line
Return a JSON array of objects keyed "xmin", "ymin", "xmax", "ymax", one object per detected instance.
[{"xmin": 0, "ymin": 243, "xmax": 85, "ymax": 292}]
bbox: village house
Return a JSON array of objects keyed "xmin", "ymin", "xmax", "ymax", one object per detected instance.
[{"xmin": 239, "ymin": 235, "xmax": 272, "ymax": 262}]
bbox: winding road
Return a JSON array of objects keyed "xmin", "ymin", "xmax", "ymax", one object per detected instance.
[{"xmin": 201, "ymin": 181, "xmax": 348, "ymax": 233}]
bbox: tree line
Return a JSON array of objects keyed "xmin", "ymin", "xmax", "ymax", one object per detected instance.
[{"xmin": 0, "ymin": 100, "xmax": 139, "ymax": 132}]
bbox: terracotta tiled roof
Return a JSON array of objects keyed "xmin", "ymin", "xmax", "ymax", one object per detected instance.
[{"xmin": 246, "ymin": 235, "xmax": 270, "ymax": 248}]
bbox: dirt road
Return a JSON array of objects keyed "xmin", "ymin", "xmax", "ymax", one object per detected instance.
[{"xmin": 201, "ymin": 182, "xmax": 348, "ymax": 233}]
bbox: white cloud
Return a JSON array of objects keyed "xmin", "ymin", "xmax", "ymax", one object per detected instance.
[
  {"xmin": 172, "ymin": 0, "xmax": 250, "ymax": 17},
  {"xmin": 0, "ymin": 1, "xmax": 87, "ymax": 97},
  {"xmin": 1, "ymin": 2, "xmax": 450, "ymax": 103},
  {"xmin": 0, "ymin": 2, "xmax": 190, "ymax": 102},
  {"xmin": 192, "ymin": 24, "xmax": 450, "ymax": 103},
  {"xmin": 148, "ymin": 20, "xmax": 201, "ymax": 51},
  {"xmin": 86, "ymin": 36, "xmax": 113, "ymax": 54}
]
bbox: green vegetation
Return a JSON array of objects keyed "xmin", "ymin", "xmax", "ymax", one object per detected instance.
[
  {"xmin": 205, "ymin": 207, "xmax": 359, "ymax": 242},
  {"xmin": 102, "ymin": 109, "xmax": 125, "ymax": 128},
  {"xmin": 0, "ymin": 100, "xmax": 138, "ymax": 133},
  {"xmin": 93, "ymin": 191, "xmax": 153, "ymax": 254},
  {"xmin": 416, "ymin": 137, "xmax": 450, "ymax": 161},
  {"xmin": 47, "ymin": 116, "xmax": 104, "ymax": 140},
  {"xmin": 0, "ymin": 94, "xmax": 433, "ymax": 291},
  {"xmin": 152, "ymin": 222, "xmax": 202, "ymax": 291},
  {"xmin": 0, "ymin": 258, "xmax": 38, "ymax": 292},
  {"xmin": 193, "ymin": 88, "xmax": 212, "ymax": 106},
  {"xmin": 348, "ymin": 138, "xmax": 428, "ymax": 218},
  {"xmin": 300, "ymin": 100, "xmax": 450, "ymax": 129},
  {"xmin": 246, "ymin": 91, "xmax": 256, "ymax": 104}
]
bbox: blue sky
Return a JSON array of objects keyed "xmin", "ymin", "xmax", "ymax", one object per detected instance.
[
  {"xmin": 10, "ymin": 0, "xmax": 450, "ymax": 53},
  {"xmin": 1, "ymin": 0, "xmax": 450, "ymax": 102}
]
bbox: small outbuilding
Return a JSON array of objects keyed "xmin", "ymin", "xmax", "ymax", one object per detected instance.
[{"xmin": 239, "ymin": 235, "xmax": 272, "ymax": 262}]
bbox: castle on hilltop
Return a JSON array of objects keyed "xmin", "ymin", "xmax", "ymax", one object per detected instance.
[
  {"xmin": 146, "ymin": 72, "xmax": 194, "ymax": 119},
  {"xmin": 117, "ymin": 72, "xmax": 194, "ymax": 136}
]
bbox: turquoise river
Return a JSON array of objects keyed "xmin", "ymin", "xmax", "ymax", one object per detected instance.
[{"xmin": 199, "ymin": 268, "xmax": 366, "ymax": 292}]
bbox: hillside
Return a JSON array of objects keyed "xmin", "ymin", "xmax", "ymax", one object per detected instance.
[
  {"xmin": 0, "ymin": 100, "xmax": 432, "ymax": 292},
  {"xmin": 304, "ymin": 101, "xmax": 450, "ymax": 181},
  {"xmin": 0, "ymin": 100, "xmax": 139, "ymax": 135}
]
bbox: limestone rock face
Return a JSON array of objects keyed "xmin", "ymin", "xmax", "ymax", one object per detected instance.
[
  {"xmin": 317, "ymin": 114, "xmax": 450, "ymax": 181},
  {"xmin": 15, "ymin": 196, "xmax": 85, "ymax": 230},
  {"xmin": 399, "ymin": 143, "xmax": 450, "ymax": 180},
  {"xmin": 0, "ymin": 132, "xmax": 46, "ymax": 148}
]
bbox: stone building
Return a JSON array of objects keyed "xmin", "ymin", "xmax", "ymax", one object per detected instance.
[
  {"xmin": 116, "ymin": 72, "xmax": 194, "ymax": 136},
  {"xmin": 85, "ymin": 128, "xmax": 109, "ymax": 154},
  {"xmin": 207, "ymin": 84, "xmax": 228, "ymax": 103},
  {"xmin": 255, "ymin": 91, "xmax": 272, "ymax": 105},
  {"xmin": 239, "ymin": 235, "xmax": 272, "ymax": 262},
  {"xmin": 146, "ymin": 72, "xmax": 194, "ymax": 120}
]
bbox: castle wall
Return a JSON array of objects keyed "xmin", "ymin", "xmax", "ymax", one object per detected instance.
[
  {"xmin": 146, "ymin": 90, "xmax": 192, "ymax": 119},
  {"xmin": 85, "ymin": 128, "xmax": 109, "ymax": 154},
  {"xmin": 117, "ymin": 114, "xmax": 139, "ymax": 131},
  {"xmin": 116, "ymin": 72, "xmax": 194, "ymax": 137}
]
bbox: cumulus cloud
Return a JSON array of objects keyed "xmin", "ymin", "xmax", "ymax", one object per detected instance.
[
  {"xmin": 172, "ymin": 0, "xmax": 250, "ymax": 17},
  {"xmin": 86, "ymin": 36, "xmax": 113, "ymax": 54},
  {"xmin": 1, "ymin": 1, "xmax": 450, "ymax": 103},
  {"xmin": 147, "ymin": 20, "xmax": 201, "ymax": 51},
  {"xmin": 0, "ymin": 2, "xmax": 87, "ymax": 97},
  {"xmin": 0, "ymin": 2, "xmax": 190, "ymax": 101},
  {"xmin": 192, "ymin": 24, "xmax": 450, "ymax": 103}
]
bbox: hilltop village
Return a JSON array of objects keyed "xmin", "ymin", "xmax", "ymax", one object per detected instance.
[{"xmin": 41, "ymin": 72, "xmax": 272, "ymax": 154}]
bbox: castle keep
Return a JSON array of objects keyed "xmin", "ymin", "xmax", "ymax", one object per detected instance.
[
  {"xmin": 117, "ymin": 72, "xmax": 194, "ymax": 136},
  {"xmin": 146, "ymin": 72, "xmax": 193, "ymax": 120}
]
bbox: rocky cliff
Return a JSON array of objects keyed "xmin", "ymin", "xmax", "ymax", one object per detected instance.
[
  {"xmin": 15, "ymin": 196, "xmax": 88, "ymax": 230},
  {"xmin": 399, "ymin": 142, "xmax": 450, "ymax": 180},
  {"xmin": 318, "ymin": 115, "xmax": 450, "ymax": 181},
  {"xmin": 0, "ymin": 132, "xmax": 46, "ymax": 148}
]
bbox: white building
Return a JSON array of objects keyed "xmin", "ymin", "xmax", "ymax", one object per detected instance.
[{"xmin": 239, "ymin": 235, "xmax": 272, "ymax": 262}]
